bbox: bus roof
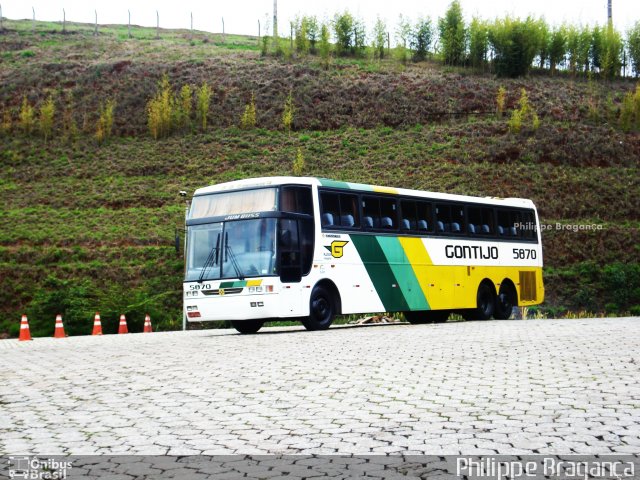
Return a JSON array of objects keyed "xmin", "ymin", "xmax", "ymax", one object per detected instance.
[{"xmin": 193, "ymin": 176, "xmax": 536, "ymax": 209}]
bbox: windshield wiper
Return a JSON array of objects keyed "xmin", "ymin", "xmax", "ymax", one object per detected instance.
[
  {"xmin": 224, "ymin": 232, "xmax": 245, "ymax": 280},
  {"xmin": 198, "ymin": 233, "xmax": 220, "ymax": 283}
]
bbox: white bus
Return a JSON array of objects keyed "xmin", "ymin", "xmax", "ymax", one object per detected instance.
[{"xmin": 184, "ymin": 177, "xmax": 544, "ymax": 333}]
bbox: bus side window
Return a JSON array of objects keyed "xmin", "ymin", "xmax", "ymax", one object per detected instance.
[
  {"xmin": 362, "ymin": 197, "xmax": 381, "ymax": 229},
  {"xmin": 380, "ymin": 197, "xmax": 397, "ymax": 229},
  {"xmin": 416, "ymin": 202, "xmax": 431, "ymax": 232},
  {"xmin": 435, "ymin": 204, "xmax": 464, "ymax": 235},
  {"xmin": 320, "ymin": 192, "xmax": 339, "ymax": 227},
  {"xmin": 400, "ymin": 200, "xmax": 417, "ymax": 231},
  {"xmin": 522, "ymin": 210, "xmax": 536, "ymax": 240},
  {"xmin": 282, "ymin": 186, "xmax": 313, "ymax": 215},
  {"xmin": 339, "ymin": 193, "xmax": 360, "ymax": 228}
]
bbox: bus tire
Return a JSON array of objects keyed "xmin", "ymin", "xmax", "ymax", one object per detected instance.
[
  {"xmin": 494, "ymin": 283, "xmax": 517, "ymax": 320},
  {"xmin": 462, "ymin": 282, "xmax": 495, "ymax": 321},
  {"xmin": 303, "ymin": 285, "xmax": 335, "ymax": 331},
  {"xmin": 231, "ymin": 320, "xmax": 264, "ymax": 334}
]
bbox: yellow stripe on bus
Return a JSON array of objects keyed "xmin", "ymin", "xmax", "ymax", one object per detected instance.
[
  {"xmin": 246, "ymin": 280, "xmax": 263, "ymax": 287},
  {"xmin": 397, "ymin": 237, "xmax": 445, "ymax": 308},
  {"xmin": 372, "ymin": 186, "xmax": 398, "ymax": 194}
]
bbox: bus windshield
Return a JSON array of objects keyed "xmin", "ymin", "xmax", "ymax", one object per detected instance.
[
  {"xmin": 185, "ymin": 218, "xmax": 278, "ymax": 281},
  {"xmin": 189, "ymin": 188, "xmax": 278, "ymax": 219}
]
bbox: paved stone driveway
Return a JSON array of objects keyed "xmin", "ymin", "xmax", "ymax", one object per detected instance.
[{"xmin": 1, "ymin": 317, "xmax": 639, "ymax": 455}]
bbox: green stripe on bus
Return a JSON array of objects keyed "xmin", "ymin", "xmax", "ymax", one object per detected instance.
[
  {"xmin": 219, "ymin": 281, "xmax": 245, "ymax": 288},
  {"xmin": 350, "ymin": 235, "xmax": 410, "ymax": 312},
  {"xmin": 318, "ymin": 179, "xmax": 352, "ymax": 189},
  {"xmin": 376, "ymin": 236, "xmax": 430, "ymax": 311},
  {"xmin": 318, "ymin": 179, "xmax": 374, "ymax": 191}
]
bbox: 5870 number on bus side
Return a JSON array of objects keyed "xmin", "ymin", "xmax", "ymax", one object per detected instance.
[{"xmin": 513, "ymin": 248, "xmax": 537, "ymax": 260}]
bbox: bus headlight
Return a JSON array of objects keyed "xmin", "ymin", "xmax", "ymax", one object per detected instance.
[{"xmin": 249, "ymin": 286, "xmax": 264, "ymax": 293}]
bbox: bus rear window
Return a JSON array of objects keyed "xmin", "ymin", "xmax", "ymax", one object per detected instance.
[{"xmin": 189, "ymin": 188, "xmax": 277, "ymax": 219}]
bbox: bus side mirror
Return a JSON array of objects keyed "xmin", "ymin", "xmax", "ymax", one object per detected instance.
[{"xmin": 280, "ymin": 229, "xmax": 292, "ymax": 248}]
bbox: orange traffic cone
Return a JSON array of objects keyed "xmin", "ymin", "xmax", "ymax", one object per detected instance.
[
  {"xmin": 143, "ymin": 314, "xmax": 153, "ymax": 333},
  {"xmin": 54, "ymin": 314, "xmax": 66, "ymax": 338},
  {"xmin": 118, "ymin": 314, "xmax": 128, "ymax": 334},
  {"xmin": 19, "ymin": 315, "xmax": 32, "ymax": 341},
  {"xmin": 92, "ymin": 312, "xmax": 103, "ymax": 336}
]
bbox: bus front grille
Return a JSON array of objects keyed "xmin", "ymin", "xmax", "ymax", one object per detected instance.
[
  {"xmin": 201, "ymin": 288, "xmax": 244, "ymax": 296},
  {"xmin": 519, "ymin": 271, "xmax": 537, "ymax": 301}
]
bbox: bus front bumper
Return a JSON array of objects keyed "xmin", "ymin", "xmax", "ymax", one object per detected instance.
[{"xmin": 184, "ymin": 295, "xmax": 283, "ymax": 322}]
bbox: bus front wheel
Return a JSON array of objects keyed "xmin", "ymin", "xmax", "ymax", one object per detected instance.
[
  {"xmin": 231, "ymin": 320, "xmax": 264, "ymax": 334},
  {"xmin": 303, "ymin": 285, "xmax": 335, "ymax": 331}
]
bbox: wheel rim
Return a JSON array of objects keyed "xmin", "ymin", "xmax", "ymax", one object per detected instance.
[
  {"xmin": 479, "ymin": 286, "xmax": 493, "ymax": 317},
  {"xmin": 312, "ymin": 296, "xmax": 330, "ymax": 322},
  {"xmin": 499, "ymin": 292, "xmax": 512, "ymax": 312}
]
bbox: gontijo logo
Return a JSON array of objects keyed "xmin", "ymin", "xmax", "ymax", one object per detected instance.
[{"xmin": 325, "ymin": 240, "xmax": 349, "ymax": 258}]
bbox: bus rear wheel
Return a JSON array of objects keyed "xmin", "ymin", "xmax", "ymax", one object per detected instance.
[
  {"xmin": 302, "ymin": 285, "xmax": 335, "ymax": 331},
  {"xmin": 462, "ymin": 282, "xmax": 495, "ymax": 321},
  {"xmin": 231, "ymin": 320, "xmax": 264, "ymax": 334},
  {"xmin": 494, "ymin": 283, "xmax": 517, "ymax": 320}
]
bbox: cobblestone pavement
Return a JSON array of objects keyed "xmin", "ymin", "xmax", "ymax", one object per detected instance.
[{"xmin": 1, "ymin": 318, "xmax": 639, "ymax": 456}]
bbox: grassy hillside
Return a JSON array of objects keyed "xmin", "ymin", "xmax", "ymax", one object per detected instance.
[{"xmin": 1, "ymin": 19, "xmax": 639, "ymax": 336}]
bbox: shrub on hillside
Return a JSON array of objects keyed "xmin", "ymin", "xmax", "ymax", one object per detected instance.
[
  {"xmin": 371, "ymin": 17, "xmax": 387, "ymax": 60},
  {"xmin": 319, "ymin": 23, "xmax": 331, "ymax": 66},
  {"xmin": 548, "ymin": 25, "xmax": 567, "ymax": 74},
  {"xmin": 489, "ymin": 17, "xmax": 541, "ymax": 78},
  {"xmin": 627, "ymin": 21, "xmax": 640, "ymax": 77},
  {"xmin": 147, "ymin": 75, "xmax": 174, "ymax": 139},
  {"xmin": 176, "ymin": 84, "xmax": 193, "ymax": 131},
  {"xmin": 508, "ymin": 88, "xmax": 540, "ymax": 133},
  {"xmin": 333, "ymin": 11, "xmax": 354, "ymax": 57},
  {"xmin": 468, "ymin": 17, "xmax": 489, "ymax": 69},
  {"xmin": 196, "ymin": 82, "xmax": 212, "ymax": 131},
  {"xmin": 410, "ymin": 17, "xmax": 433, "ymax": 62},
  {"xmin": 332, "ymin": 11, "xmax": 366, "ymax": 57},
  {"xmin": 26, "ymin": 276, "xmax": 96, "ymax": 337},
  {"xmin": 601, "ymin": 263, "xmax": 640, "ymax": 312},
  {"xmin": 38, "ymin": 94, "xmax": 55, "ymax": 142},
  {"xmin": 496, "ymin": 86, "xmax": 507, "ymax": 117},
  {"xmin": 240, "ymin": 92, "xmax": 257, "ymax": 129},
  {"xmin": 0, "ymin": 107, "xmax": 11, "ymax": 136},
  {"xmin": 293, "ymin": 147, "xmax": 305, "ymax": 175},
  {"xmin": 601, "ymin": 25, "xmax": 623, "ymax": 79},
  {"xmin": 438, "ymin": 0, "xmax": 466, "ymax": 66},
  {"xmin": 294, "ymin": 16, "xmax": 310, "ymax": 55},
  {"xmin": 282, "ymin": 90, "xmax": 295, "ymax": 132},
  {"xmin": 619, "ymin": 84, "xmax": 640, "ymax": 132},
  {"xmin": 395, "ymin": 15, "xmax": 412, "ymax": 64},
  {"xmin": 96, "ymin": 99, "xmax": 115, "ymax": 143},
  {"xmin": 19, "ymin": 96, "xmax": 35, "ymax": 135}
]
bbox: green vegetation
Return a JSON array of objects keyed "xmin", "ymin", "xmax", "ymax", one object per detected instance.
[
  {"xmin": 282, "ymin": 90, "xmax": 295, "ymax": 132},
  {"xmin": 38, "ymin": 94, "xmax": 55, "ymax": 142},
  {"xmin": 438, "ymin": 0, "xmax": 467, "ymax": 66},
  {"xmin": 0, "ymin": 17, "xmax": 638, "ymax": 337},
  {"xmin": 96, "ymin": 99, "xmax": 115, "ymax": 143},
  {"xmin": 240, "ymin": 93, "xmax": 257, "ymax": 129},
  {"xmin": 293, "ymin": 147, "xmax": 305, "ymax": 175}
]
